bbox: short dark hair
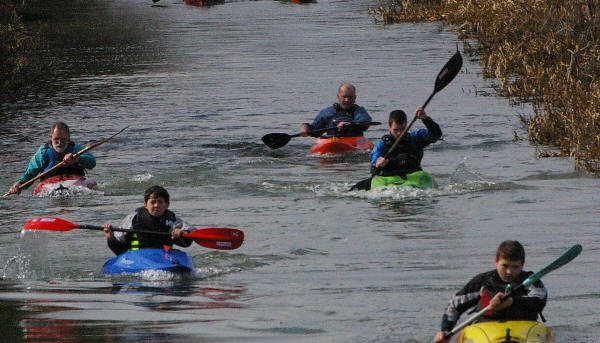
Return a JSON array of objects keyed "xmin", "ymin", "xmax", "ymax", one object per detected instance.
[
  {"xmin": 388, "ymin": 110, "xmax": 407, "ymax": 125},
  {"xmin": 496, "ymin": 240, "xmax": 525, "ymax": 264},
  {"xmin": 144, "ymin": 185, "xmax": 170, "ymax": 203},
  {"xmin": 50, "ymin": 122, "xmax": 70, "ymax": 135}
]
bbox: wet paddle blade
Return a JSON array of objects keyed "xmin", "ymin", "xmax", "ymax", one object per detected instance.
[
  {"xmin": 523, "ymin": 243, "xmax": 582, "ymax": 286},
  {"xmin": 433, "ymin": 50, "xmax": 463, "ymax": 95},
  {"xmin": 349, "ymin": 177, "xmax": 372, "ymax": 191},
  {"xmin": 186, "ymin": 228, "xmax": 244, "ymax": 250},
  {"xmin": 23, "ymin": 216, "xmax": 79, "ymax": 231},
  {"xmin": 262, "ymin": 133, "xmax": 292, "ymax": 149}
]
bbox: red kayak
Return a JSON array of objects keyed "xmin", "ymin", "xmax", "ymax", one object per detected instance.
[
  {"xmin": 32, "ymin": 174, "xmax": 98, "ymax": 196},
  {"xmin": 184, "ymin": 0, "xmax": 224, "ymax": 6},
  {"xmin": 310, "ymin": 136, "xmax": 374, "ymax": 155}
]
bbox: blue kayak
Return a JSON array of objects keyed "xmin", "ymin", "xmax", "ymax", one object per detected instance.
[{"xmin": 102, "ymin": 248, "xmax": 194, "ymax": 274}]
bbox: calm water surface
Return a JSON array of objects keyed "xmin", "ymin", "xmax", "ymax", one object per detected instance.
[{"xmin": 1, "ymin": 0, "xmax": 598, "ymax": 342}]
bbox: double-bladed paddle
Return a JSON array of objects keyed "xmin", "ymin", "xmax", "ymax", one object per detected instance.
[
  {"xmin": 261, "ymin": 122, "xmax": 381, "ymax": 149},
  {"xmin": 443, "ymin": 243, "xmax": 583, "ymax": 340},
  {"xmin": 349, "ymin": 50, "xmax": 463, "ymax": 191},
  {"xmin": 3, "ymin": 126, "xmax": 129, "ymax": 197},
  {"xmin": 23, "ymin": 216, "xmax": 244, "ymax": 250}
]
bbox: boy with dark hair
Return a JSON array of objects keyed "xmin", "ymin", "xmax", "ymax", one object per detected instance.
[
  {"xmin": 433, "ymin": 240, "xmax": 547, "ymax": 343},
  {"xmin": 103, "ymin": 185, "xmax": 192, "ymax": 255},
  {"xmin": 368, "ymin": 106, "xmax": 442, "ymax": 189}
]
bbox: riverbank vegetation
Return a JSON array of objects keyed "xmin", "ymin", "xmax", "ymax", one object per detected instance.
[
  {"xmin": 0, "ymin": 1, "xmax": 50, "ymax": 103},
  {"xmin": 371, "ymin": 0, "xmax": 600, "ymax": 173}
]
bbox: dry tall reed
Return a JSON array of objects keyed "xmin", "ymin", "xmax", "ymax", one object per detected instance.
[{"xmin": 371, "ymin": 0, "xmax": 600, "ymax": 173}]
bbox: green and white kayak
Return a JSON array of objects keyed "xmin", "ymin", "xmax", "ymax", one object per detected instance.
[{"xmin": 370, "ymin": 171, "xmax": 435, "ymax": 190}]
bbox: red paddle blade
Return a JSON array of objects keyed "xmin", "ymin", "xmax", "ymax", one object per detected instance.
[
  {"xmin": 186, "ymin": 228, "xmax": 244, "ymax": 250},
  {"xmin": 23, "ymin": 216, "xmax": 79, "ymax": 231}
]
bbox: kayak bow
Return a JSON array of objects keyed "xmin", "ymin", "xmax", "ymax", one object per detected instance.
[
  {"xmin": 32, "ymin": 174, "xmax": 98, "ymax": 196},
  {"xmin": 370, "ymin": 171, "xmax": 435, "ymax": 190},
  {"xmin": 102, "ymin": 248, "xmax": 194, "ymax": 274},
  {"xmin": 310, "ymin": 136, "xmax": 374, "ymax": 155},
  {"xmin": 453, "ymin": 320, "xmax": 553, "ymax": 343}
]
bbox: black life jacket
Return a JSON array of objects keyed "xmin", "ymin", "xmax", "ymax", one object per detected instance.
[
  {"xmin": 322, "ymin": 103, "xmax": 364, "ymax": 137},
  {"xmin": 372, "ymin": 134, "xmax": 423, "ymax": 177},
  {"xmin": 475, "ymin": 271, "xmax": 542, "ymax": 322},
  {"xmin": 128, "ymin": 207, "xmax": 178, "ymax": 250},
  {"xmin": 41, "ymin": 142, "xmax": 86, "ymax": 179}
]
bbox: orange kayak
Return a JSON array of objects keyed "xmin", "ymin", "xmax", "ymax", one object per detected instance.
[
  {"xmin": 310, "ymin": 136, "xmax": 374, "ymax": 155},
  {"xmin": 32, "ymin": 174, "xmax": 97, "ymax": 196}
]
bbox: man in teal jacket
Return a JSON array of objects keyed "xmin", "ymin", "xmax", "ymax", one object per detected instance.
[{"xmin": 7, "ymin": 122, "xmax": 96, "ymax": 195}]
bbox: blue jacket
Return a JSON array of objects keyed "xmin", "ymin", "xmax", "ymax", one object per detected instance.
[
  {"xmin": 307, "ymin": 103, "xmax": 372, "ymax": 137},
  {"xmin": 18, "ymin": 142, "xmax": 96, "ymax": 183},
  {"xmin": 370, "ymin": 117, "xmax": 441, "ymax": 176}
]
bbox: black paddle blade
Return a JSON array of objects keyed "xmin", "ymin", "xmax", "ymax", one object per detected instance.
[
  {"xmin": 262, "ymin": 133, "xmax": 292, "ymax": 149},
  {"xmin": 349, "ymin": 177, "xmax": 372, "ymax": 191},
  {"xmin": 433, "ymin": 50, "xmax": 463, "ymax": 95}
]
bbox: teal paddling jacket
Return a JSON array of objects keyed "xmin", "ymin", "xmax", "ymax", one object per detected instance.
[{"xmin": 17, "ymin": 142, "xmax": 96, "ymax": 183}]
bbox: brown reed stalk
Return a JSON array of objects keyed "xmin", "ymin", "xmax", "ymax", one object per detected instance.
[{"xmin": 371, "ymin": 0, "xmax": 600, "ymax": 173}]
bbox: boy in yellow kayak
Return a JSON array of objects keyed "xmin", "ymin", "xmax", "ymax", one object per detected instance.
[
  {"xmin": 102, "ymin": 185, "xmax": 193, "ymax": 255},
  {"xmin": 433, "ymin": 240, "xmax": 548, "ymax": 343}
]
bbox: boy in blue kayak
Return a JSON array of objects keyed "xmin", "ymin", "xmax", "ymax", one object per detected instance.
[
  {"xmin": 299, "ymin": 83, "xmax": 372, "ymax": 138},
  {"xmin": 433, "ymin": 240, "xmax": 548, "ymax": 343},
  {"xmin": 369, "ymin": 107, "xmax": 441, "ymax": 189},
  {"xmin": 102, "ymin": 185, "xmax": 193, "ymax": 255}
]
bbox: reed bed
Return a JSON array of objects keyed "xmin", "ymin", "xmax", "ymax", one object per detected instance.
[
  {"xmin": 371, "ymin": 0, "xmax": 600, "ymax": 173},
  {"xmin": 0, "ymin": 1, "xmax": 50, "ymax": 102}
]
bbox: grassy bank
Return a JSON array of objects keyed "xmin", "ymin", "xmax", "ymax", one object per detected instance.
[
  {"xmin": 0, "ymin": 1, "xmax": 50, "ymax": 103},
  {"xmin": 371, "ymin": 0, "xmax": 600, "ymax": 173}
]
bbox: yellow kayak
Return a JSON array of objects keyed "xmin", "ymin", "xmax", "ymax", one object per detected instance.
[{"xmin": 454, "ymin": 320, "xmax": 553, "ymax": 343}]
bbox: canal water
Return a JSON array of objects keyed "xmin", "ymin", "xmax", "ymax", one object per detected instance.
[{"xmin": 0, "ymin": 0, "xmax": 598, "ymax": 342}]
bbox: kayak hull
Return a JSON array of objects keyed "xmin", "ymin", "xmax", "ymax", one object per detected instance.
[
  {"xmin": 310, "ymin": 136, "xmax": 373, "ymax": 155},
  {"xmin": 370, "ymin": 171, "xmax": 435, "ymax": 190},
  {"xmin": 102, "ymin": 248, "xmax": 194, "ymax": 274},
  {"xmin": 32, "ymin": 174, "xmax": 97, "ymax": 196},
  {"xmin": 184, "ymin": 0, "xmax": 224, "ymax": 6},
  {"xmin": 454, "ymin": 320, "xmax": 553, "ymax": 343}
]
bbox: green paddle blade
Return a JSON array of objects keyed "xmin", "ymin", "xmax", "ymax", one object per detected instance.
[{"xmin": 523, "ymin": 244, "xmax": 582, "ymax": 286}]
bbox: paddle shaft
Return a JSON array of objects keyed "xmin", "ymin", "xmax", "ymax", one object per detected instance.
[
  {"xmin": 370, "ymin": 87, "xmax": 437, "ymax": 178},
  {"xmin": 78, "ymin": 224, "xmax": 180, "ymax": 237},
  {"xmin": 3, "ymin": 126, "xmax": 128, "ymax": 196},
  {"xmin": 263, "ymin": 122, "xmax": 382, "ymax": 149},
  {"xmin": 308, "ymin": 121, "xmax": 380, "ymax": 137},
  {"xmin": 445, "ymin": 244, "xmax": 583, "ymax": 339}
]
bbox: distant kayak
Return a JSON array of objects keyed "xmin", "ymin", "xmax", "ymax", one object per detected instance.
[
  {"xmin": 370, "ymin": 170, "xmax": 435, "ymax": 190},
  {"xmin": 184, "ymin": 0, "xmax": 224, "ymax": 6},
  {"xmin": 310, "ymin": 136, "xmax": 374, "ymax": 155},
  {"xmin": 32, "ymin": 174, "xmax": 97, "ymax": 196},
  {"xmin": 102, "ymin": 248, "xmax": 194, "ymax": 275},
  {"xmin": 453, "ymin": 320, "xmax": 553, "ymax": 343}
]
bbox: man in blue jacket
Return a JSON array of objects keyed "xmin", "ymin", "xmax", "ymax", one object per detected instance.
[{"xmin": 299, "ymin": 83, "xmax": 372, "ymax": 138}]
